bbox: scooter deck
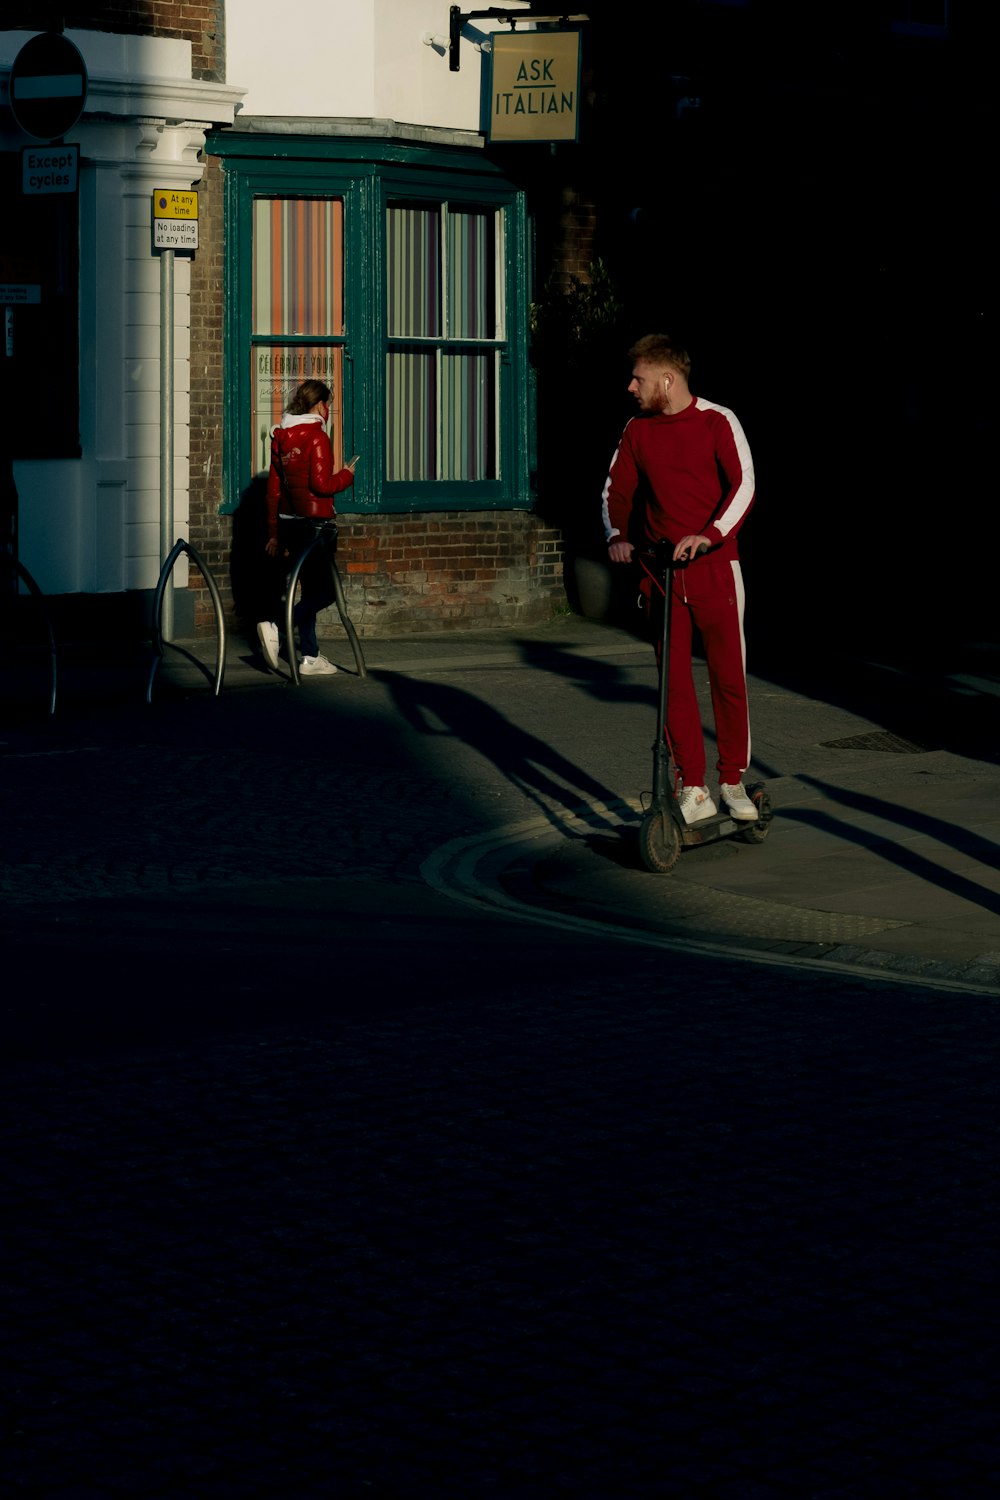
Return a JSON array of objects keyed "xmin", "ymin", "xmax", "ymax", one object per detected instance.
[{"xmin": 678, "ymin": 811, "xmax": 743, "ymax": 847}]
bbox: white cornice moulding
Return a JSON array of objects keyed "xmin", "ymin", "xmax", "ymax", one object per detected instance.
[
  {"xmin": 82, "ymin": 75, "xmax": 245, "ymax": 128},
  {"xmin": 0, "ymin": 28, "xmax": 244, "ymax": 130},
  {"xmin": 119, "ymin": 121, "xmax": 214, "ymax": 182}
]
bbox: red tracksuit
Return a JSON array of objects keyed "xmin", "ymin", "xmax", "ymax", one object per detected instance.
[{"xmin": 602, "ymin": 397, "xmax": 755, "ymax": 788}]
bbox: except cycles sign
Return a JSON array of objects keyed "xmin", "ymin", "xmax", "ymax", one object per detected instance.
[
  {"xmin": 22, "ymin": 144, "xmax": 79, "ymax": 195},
  {"xmin": 8, "ymin": 32, "xmax": 88, "ymax": 140}
]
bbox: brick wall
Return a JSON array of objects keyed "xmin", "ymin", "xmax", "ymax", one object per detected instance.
[
  {"xmin": 555, "ymin": 186, "xmax": 598, "ymax": 286},
  {"xmin": 197, "ymin": 504, "xmax": 566, "ymax": 640},
  {"xmin": 332, "ymin": 512, "xmax": 565, "ymax": 636},
  {"xmin": 49, "ymin": 2, "xmax": 225, "ymax": 80}
]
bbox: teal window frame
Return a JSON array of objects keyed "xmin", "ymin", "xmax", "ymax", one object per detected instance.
[
  {"xmin": 383, "ymin": 191, "xmax": 505, "ymax": 499},
  {"xmin": 207, "ymin": 135, "xmax": 532, "ymax": 515}
]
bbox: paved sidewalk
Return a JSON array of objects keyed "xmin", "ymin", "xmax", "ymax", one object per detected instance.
[
  {"xmin": 10, "ymin": 611, "xmax": 1000, "ymax": 991},
  {"xmin": 369, "ymin": 617, "xmax": 1000, "ymax": 990},
  {"xmin": 489, "ymin": 732, "xmax": 1000, "ymax": 993},
  {"xmin": 239, "ymin": 616, "xmax": 999, "ymax": 990}
]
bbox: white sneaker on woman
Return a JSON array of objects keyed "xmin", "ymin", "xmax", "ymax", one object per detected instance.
[
  {"xmin": 256, "ymin": 621, "xmax": 279, "ymax": 670},
  {"xmin": 300, "ymin": 654, "xmax": 338, "ymax": 676}
]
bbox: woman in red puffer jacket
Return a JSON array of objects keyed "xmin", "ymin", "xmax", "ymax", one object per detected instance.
[{"xmin": 257, "ymin": 380, "xmax": 357, "ymax": 677}]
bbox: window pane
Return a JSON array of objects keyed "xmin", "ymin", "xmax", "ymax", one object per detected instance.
[
  {"xmin": 386, "ymin": 205, "xmax": 441, "ymax": 338},
  {"xmin": 384, "ymin": 200, "xmax": 503, "ymax": 486},
  {"xmin": 253, "ymin": 198, "xmax": 344, "ymax": 336},
  {"xmin": 441, "ymin": 352, "xmax": 497, "ymax": 481},
  {"xmin": 446, "ymin": 208, "xmax": 496, "ymax": 340},
  {"xmin": 385, "ymin": 350, "xmax": 437, "ymax": 481},
  {"xmin": 252, "ymin": 346, "xmax": 345, "ymax": 475}
]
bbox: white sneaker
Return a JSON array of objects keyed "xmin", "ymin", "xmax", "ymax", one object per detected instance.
[
  {"xmin": 256, "ymin": 620, "xmax": 279, "ymax": 670},
  {"xmin": 678, "ymin": 785, "xmax": 717, "ymax": 824},
  {"xmin": 720, "ymin": 782, "xmax": 758, "ymax": 821},
  {"xmin": 299, "ymin": 654, "xmax": 338, "ymax": 676}
]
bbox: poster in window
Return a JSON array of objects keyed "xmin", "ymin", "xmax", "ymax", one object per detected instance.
[{"xmin": 253, "ymin": 346, "xmax": 344, "ymax": 475}]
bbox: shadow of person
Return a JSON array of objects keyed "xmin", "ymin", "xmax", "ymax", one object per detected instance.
[
  {"xmin": 511, "ymin": 636, "xmax": 657, "ymax": 713},
  {"xmin": 787, "ymin": 775, "xmax": 1000, "ymax": 917},
  {"xmin": 229, "ymin": 476, "xmax": 287, "ymax": 654},
  {"xmin": 379, "ymin": 670, "xmax": 625, "ymax": 834}
]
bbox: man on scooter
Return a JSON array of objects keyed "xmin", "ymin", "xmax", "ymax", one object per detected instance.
[{"xmin": 602, "ymin": 333, "xmax": 758, "ymax": 825}]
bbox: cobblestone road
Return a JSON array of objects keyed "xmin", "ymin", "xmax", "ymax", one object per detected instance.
[
  {"xmin": 4, "ymin": 957, "xmax": 999, "ymax": 1497},
  {"xmin": 2, "ymin": 652, "xmax": 999, "ymax": 1496}
]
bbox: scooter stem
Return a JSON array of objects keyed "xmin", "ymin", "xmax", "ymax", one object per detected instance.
[{"xmin": 652, "ymin": 570, "xmax": 673, "ymax": 804}]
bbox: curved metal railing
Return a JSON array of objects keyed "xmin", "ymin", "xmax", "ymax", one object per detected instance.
[
  {"xmin": 147, "ymin": 538, "xmax": 227, "ymax": 704},
  {"xmin": 1, "ymin": 560, "xmax": 58, "ymax": 716},
  {"xmin": 284, "ymin": 521, "xmax": 367, "ymax": 686}
]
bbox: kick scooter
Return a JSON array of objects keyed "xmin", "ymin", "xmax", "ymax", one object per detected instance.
[{"xmin": 636, "ymin": 542, "xmax": 773, "ymax": 874}]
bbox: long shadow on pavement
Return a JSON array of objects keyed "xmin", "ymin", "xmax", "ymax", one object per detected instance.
[
  {"xmin": 783, "ymin": 775, "xmax": 1000, "ymax": 917},
  {"xmin": 379, "ymin": 668, "xmax": 625, "ymax": 832}
]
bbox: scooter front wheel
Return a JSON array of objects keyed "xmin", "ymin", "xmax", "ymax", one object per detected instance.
[{"xmin": 638, "ymin": 807, "xmax": 682, "ymax": 874}]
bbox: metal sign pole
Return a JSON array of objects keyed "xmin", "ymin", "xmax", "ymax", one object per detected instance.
[
  {"xmin": 159, "ymin": 246, "xmax": 174, "ymax": 642},
  {"xmin": 151, "ymin": 188, "xmax": 197, "ymax": 646}
]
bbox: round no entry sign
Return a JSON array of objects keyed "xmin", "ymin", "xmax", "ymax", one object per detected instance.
[{"xmin": 9, "ymin": 32, "xmax": 88, "ymax": 141}]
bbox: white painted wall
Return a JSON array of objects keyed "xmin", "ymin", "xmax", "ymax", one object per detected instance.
[
  {"xmin": 226, "ymin": 0, "xmax": 530, "ymax": 129},
  {"xmin": 1, "ymin": 31, "xmax": 241, "ymax": 596}
]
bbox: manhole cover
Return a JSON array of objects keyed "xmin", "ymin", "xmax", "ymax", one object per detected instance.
[{"xmin": 821, "ymin": 731, "xmax": 929, "ymax": 753}]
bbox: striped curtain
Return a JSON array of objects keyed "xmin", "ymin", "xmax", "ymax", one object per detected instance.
[
  {"xmin": 385, "ymin": 203, "xmax": 498, "ymax": 482},
  {"xmin": 441, "ymin": 352, "xmax": 495, "ymax": 481},
  {"xmin": 386, "ymin": 205, "xmax": 441, "ymax": 338},
  {"xmin": 250, "ymin": 199, "xmax": 346, "ymax": 474},
  {"xmin": 385, "ymin": 351, "xmax": 436, "ymax": 482},
  {"xmin": 253, "ymin": 199, "xmax": 344, "ymax": 336},
  {"xmin": 446, "ymin": 209, "xmax": 494, "ymax": 340}
]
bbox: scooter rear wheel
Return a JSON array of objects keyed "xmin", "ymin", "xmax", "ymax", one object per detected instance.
[
  {"xmin": 739, "ymin": 785, "xmax": 773, "ymax": 844},
  {"xmin": 639, "ymin": 807, "xmax": 682, "ymax": 874}
]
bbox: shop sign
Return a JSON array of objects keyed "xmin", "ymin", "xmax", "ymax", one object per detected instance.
[{"xmin": 488, "ymin": 30, "xmax": 581, "ymax": 143}]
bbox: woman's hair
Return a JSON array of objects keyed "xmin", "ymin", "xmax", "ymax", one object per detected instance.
[{"xmin": 286, "ymin": 379, "xmax": 331, "ymax": 415}]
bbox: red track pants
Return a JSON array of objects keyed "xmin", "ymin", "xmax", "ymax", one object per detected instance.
[{"xmin": 656, "ymin": 558, "xmax": 751, "ymax": 789}]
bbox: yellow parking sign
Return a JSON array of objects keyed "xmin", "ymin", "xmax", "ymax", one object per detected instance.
[{"xmin": 153, "ymin": 190, "xmax": 198, "ymax": 220}]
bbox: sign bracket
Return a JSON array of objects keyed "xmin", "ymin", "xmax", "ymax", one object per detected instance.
[{"xmin": 448, "ymin": 6, "xmax": 587, "ymax": 71}]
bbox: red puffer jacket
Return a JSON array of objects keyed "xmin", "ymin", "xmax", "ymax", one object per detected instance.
[{"xmin": 265, "ymin": 419, "xmax": 354, "ymax": 543}]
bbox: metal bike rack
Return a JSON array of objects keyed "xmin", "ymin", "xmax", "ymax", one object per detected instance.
[
  {"xmin": 284, "ymin": 520, "xmax": 368, "ymax": 686},
  {"xmin": 3, "ymin": 561, "xmax": 58, "ymax": 716},
  {"xmin": 147, "ymin": 538, "xmax": 227, "ymax": 704}
]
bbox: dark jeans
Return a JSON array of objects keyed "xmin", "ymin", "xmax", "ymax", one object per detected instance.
[{"xmin": 269, "ymin": 520, "xmax": 338, "ymax": 659}]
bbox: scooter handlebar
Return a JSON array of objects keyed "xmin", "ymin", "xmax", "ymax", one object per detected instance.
[{"xmin": 636, "ymin": 540, "xmax": 709, "ymax": 569}]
